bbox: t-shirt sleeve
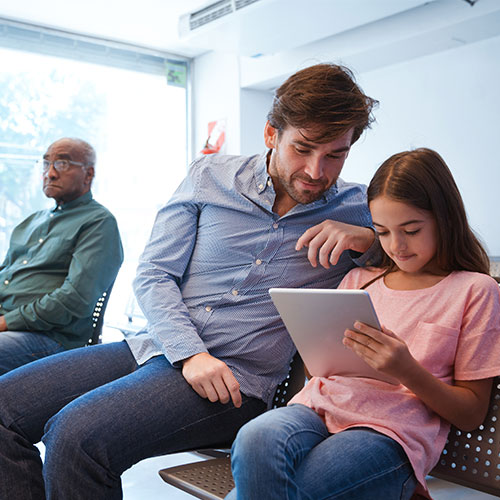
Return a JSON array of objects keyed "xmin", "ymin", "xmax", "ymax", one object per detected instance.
[{"xmin": 454, "ymin": 278, "xmax": 500, "ymax": 380}]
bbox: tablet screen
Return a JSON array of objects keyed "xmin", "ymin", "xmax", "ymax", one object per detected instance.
[{"xmin": 269, "ymin": 288, "xmax": 398, "ymax": 384}]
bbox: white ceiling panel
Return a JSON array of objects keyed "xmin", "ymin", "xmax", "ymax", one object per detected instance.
[
  {"xmin": 0, "ymin": 0, "xmax": 498, "ymax": 63},
  {"xmin": 177, "ymin": 0, "xmax": 436, "ymax": 57},
  {"xmin": 0, "ymin": 0, "xmax": 436, "ymax": 57},
  {"xmin": 0, "ymin": 0, "xmax": 209, "ymax": 56}
]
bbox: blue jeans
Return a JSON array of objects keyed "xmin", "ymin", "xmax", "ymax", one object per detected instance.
[
  {"xmin": 227, "ymin": 404, "xmax": 417, "ymax": 500},
  {"xmin": 0, "ymin": 341, "xmax": 266, "ymax": 500},
  {"xmin": 0, "ymin": 330, "xmax": 66, "ymax": 375}
]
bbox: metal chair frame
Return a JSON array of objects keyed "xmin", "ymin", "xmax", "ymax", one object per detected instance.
[
  {"xmin": 429, "ymin": 376, "xmax": 500, "ymax": 497},
  {"xmin": 86, "ymin": 282, "xmax": 114, "ymax": 346}
]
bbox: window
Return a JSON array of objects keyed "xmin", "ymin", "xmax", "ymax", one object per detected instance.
[{"xmin": 0, "ymin": 19, "xmax": 190, "ymax": 337}]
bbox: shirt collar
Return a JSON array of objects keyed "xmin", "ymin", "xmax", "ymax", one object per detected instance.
[
  {"xmin": 254, "ymin": 151, "xmax": 272, "ymax": 194},
  {"xmin": 254, "ymin": 150, "xmax": 339, "ymax": 202},
  {"xmin": 52, "ymin": 190, "xmax": 93, "ymax": 212},
  {"xmin": 323, "ymin": 181, "xmax": 339, "ymax": 201}
]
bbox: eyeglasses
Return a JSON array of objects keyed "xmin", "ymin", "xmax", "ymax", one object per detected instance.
[{"xmin": 39, "ymin": 159, "xmax": 87, "ymax": 173}]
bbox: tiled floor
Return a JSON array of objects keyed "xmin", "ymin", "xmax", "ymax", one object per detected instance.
[
  {"xmin": 426, "ymin": 476, "xmax": 498, "ymax": 500},
  {"xmin": 35, "ymin": 442, "xmax": 498, "ymax": 498},
  {"xmin": 123, "ymin": 453, "xmax": 499, "ymax": 500},
  {"xmin": 123, "ymin": 452, "xmax": 201, "ymax": 500}
]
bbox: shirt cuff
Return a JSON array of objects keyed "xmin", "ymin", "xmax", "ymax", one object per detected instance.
[
  {"xmin": 167, "ymin": 344, "xmax": 210, "ymax": 367},
  {"xmin": 350, "ymin": 233, "xmax": 382, "ymax": 267},
  {"xmin": 2, "ymin": 309, "xmax": 28, "ymax": 331}
]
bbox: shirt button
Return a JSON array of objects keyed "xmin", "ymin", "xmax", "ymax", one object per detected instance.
[
  {"xmin": 3, "ymin": 280, "xmax": 9, "ymax": 285},
  {"xmin": 267, "ymin": 179, "xmax": 272, "ymax": 187},
  {"xmin": 50, "ymin": 213, "xmax": 54, "ymax": 218},
  {"xmin": 258, "ymin": 183, "xmax": 264, "ymax": 190},
  {"xmin": 57, "ymin": 206, "xmax": 62, "ymax": 210},
  {"xmin": 273, "ymin": 223, "xmax": 279, "ymax": 229},
  {"xmin": 255, "ymin": 259, "xmax": 262, "ymax": 265},
  {"xmin": 205, "ymin": 306, "xmax": 212, "ymax": 312},
  {"xmin": 22, "ymin": 260, "xmax": 28, "ymax": 265},
  {"xmin": 232, "ymin": 289, "xmax": 239, "ymax": 296},
  {"xmin": 39, "ymin": 238, "xmax": 44, "ymax": 244}
]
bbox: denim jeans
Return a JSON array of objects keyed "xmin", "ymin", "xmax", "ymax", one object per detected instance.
[
  {"xmin": 0, "ymin": 330, "xmax": 66, "ymax": 375},
  {"xmin": 0, "ymin": 340, "xmax": 266, "ymax": 500},
  {"xmin": 227, "ymin": 404, "xmax": 417, "ymax": 500}
]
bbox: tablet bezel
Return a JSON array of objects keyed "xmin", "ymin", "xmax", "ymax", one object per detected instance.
[{"xmin": 269, "ymin": 287, "xmax": 398, "ymax": 385}]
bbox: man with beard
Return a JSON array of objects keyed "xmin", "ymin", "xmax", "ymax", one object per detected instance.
[{"xmin": 0, "ymin": 64, "xmax": 378, "ymax": 499}]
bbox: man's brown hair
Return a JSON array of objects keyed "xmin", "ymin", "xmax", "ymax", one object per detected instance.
[{"xmin": 267, "ymin": 63, "xmax": 378, "ymax": 144}]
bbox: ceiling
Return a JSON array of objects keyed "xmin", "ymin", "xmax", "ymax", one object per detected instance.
[
  {"xmin": 0, "ymin": 0, "xmax": 211, "ymax": 57},
  {"xmin": 0, "ymin": 0, "xmax": 498, "ymax": 80},
  {"xmin": 0, "ymin": 0, "xmax": 440, "ymax": 58}
]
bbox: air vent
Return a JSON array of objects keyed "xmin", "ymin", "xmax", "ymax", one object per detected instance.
[
  {"xmin": 186, "ymin": 0, "xmax": 263, "ymax": 31},
  {"xmin": 235, "ymin": 0, "xmax": 262, "ymax": 10},
  {"xmin": 178, "ymin": 0, "xmax": 436, "ymax": 57},
  {"xmin": 189, "ymin": 0, "xmax": 233, "ymax": 31}
]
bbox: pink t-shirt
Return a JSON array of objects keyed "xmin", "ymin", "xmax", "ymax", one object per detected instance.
[{"xmin": 290, "ymin": 268, "xmax": 500, "ymax": 497}]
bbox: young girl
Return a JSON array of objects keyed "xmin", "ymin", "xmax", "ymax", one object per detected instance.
[{"xmin": 226, "ymin": 148, "xmax": 500, "ymax": 499}]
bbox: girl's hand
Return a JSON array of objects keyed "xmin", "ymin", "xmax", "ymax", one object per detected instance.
[
  {"xmin": 343, "ymin": 321, "xmax": 415, "ymax": 381},
  {"xmin": 345, "ymin": 322, "xmax": 494, "ymax": 431}
]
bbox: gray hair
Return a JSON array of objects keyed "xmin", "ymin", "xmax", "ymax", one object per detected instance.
[{"xmin": 70, "ymin": 138, "xmax": 96, "ymax": 168}]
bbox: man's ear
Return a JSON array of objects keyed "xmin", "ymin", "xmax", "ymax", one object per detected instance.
[
  {"xmin": 264, "ymin": 121, "xmax": 278, "ymax": 149},
  {"xmin": 85, "ymin": 166, "xmax": 95, "ymax": 187}
]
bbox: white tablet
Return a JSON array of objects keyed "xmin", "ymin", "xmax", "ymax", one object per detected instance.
[{"xmin": 269, "ymin": 288, "xmax": 398, "ymax": 384}]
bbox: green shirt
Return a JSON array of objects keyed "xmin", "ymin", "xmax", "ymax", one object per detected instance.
[{"xmin": 0, "ymin": 191, "xmax": 123, "ymax": 349}]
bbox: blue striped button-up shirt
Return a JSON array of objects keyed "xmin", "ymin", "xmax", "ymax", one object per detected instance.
[{"xmin": 127, "ymin": 152, "xmax": 375, "ymax": 406}]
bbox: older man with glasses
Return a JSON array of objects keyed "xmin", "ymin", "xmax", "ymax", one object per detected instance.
[{"xmin": 0, "ymin": 137, "xmax": 123, "ymax": 374}]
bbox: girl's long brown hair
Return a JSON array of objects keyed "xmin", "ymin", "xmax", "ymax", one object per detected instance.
[{"xmin": 366, "ymin": 148, "xmax": 490, "ymax": 279}]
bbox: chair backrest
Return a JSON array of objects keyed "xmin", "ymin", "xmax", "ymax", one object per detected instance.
[
  {"xmin": 430, "ymin": 376, "xmax": 500, "ymax": 496},
  {"xmin": 490, "ymin": 259, "xmax": 500, "ymax": 283},
  {"xmin": 86, "ymin": 282, "xmax": 114, "ymax": 346},
  {"xmin": 271, "ymin": 352, "xmax": 304, "ymax": 408}
]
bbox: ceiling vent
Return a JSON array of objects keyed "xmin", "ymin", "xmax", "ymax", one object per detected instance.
[
  {"xmin": 178, "ymin": 0, "xmax": 437, "ymax": 57},
  {"xmin": 181, "ymin": 0, "xmax": 262, "ymax": 33}
]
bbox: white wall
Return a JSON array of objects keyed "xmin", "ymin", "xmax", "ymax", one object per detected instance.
[
  {"xmin": 239, "ymin": 88, "xmax": 273, "ymax": 156},
  {"xmin": 348, "ymin": 35, "xmax": 500, "ymax": 256},
  {"xmin": 191, "ymin": 5, "xmax": 500, "ymax": 255},
  {"xmin": 192, "ymin": 51, "xmax": 242, "ymax": 156},
  {"xmin": 192, "ymin": 54, "xmax": 273, "ymax": 158}
]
